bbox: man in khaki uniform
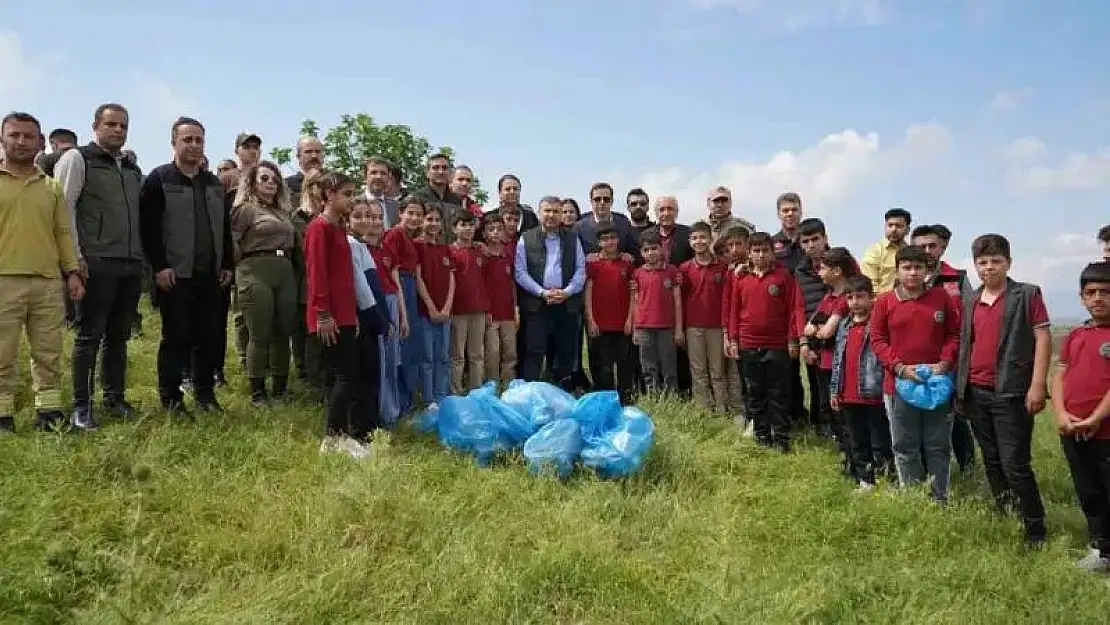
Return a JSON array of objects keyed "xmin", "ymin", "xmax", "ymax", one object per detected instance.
[
  {"xmin": 0, "ymin": 112, "xmax": 85, "ymax": 433},
  {"xmin": 706, "ymin": 186, "xmax": 756, "ymax": 254}
]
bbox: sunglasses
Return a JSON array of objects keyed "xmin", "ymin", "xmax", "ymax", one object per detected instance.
[
  {"xmin": 592, "ymin": 196, "xmax": 613, "ymax": 204},
  {"xmin": 258, "ymin": 174, "xmax": 278, "ymax": 183}
]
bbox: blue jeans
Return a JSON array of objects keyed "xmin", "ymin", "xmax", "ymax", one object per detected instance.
[
  {"xmin": 890, "ymin": 393, "xmax": 954, "ymax": 500},
  {"xmin": 420, "ymin": 315, "xmax": 451, "ymax": 404},
  {"xmin": 397, "ymin": 272, "xmax": 423, "ymax": 412},
  {"xmin": 378, "ymin": 294, "xmax": 401, "ymax": 425}
]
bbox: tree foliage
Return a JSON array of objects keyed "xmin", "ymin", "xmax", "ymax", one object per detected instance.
[{"xmin": 271, "ymin": 114, "xmax": 488, "ymax": 204}]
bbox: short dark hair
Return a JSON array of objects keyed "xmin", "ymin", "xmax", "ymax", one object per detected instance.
[
  {"xmin": 93, "ymin": 103, "xmax": 128, "ymax": 125},
  {"xmin": 497, "ymin": 173, "xmax": 520, "ymax": 191},
  {"xmin": 639, "ymin": 231, "xmax": 662, "ymax": 248},
  {"xmin": 932, "ymin": 224, "xmax": 952, "ymax": 242},
  {"xmin": 722, "ymin": 225, "xmax": 750, "ymax": 242},
  {"xmin": 48, "ymin": 128, "xmax": 76, "ymax": 143},
  {"xmin": 748, "ymin": 232, "xmax": 773, "ymax": 249},
  {"xmin": 1098, "ymin": 224, "xmax": 1110, "ymax": 244},
  {"xmin": 690, "ymin": 220, "xmax": 712, "ymax": 235},
  {"xmin": 171, "ymin": 116, "xmax": 204, "ymax": 140},
  {"xmin": 910, "ymin": 224, "xmax": 941, "ymax": 240},
  {"xmin": 319, "ymin": 171, "xmax": 354, "ymax": 199},
  {"xmin": 482, "ymin": 213, "xmax": 504, "ymax": 229},
  {"xmin": 364, "ymin": 155, "xmax": 391, "ymax": 173},
  {"xmin": 427, "ymin": 152, "xmax": 452, "ymax": 167},
  {"xmin": 818, "ymin": 247, "xmax": 858, "ymax": 277},
  {"xmin": 562, "ymin": 198, "xmax": 581, "ymax": 217},
  {"xmin": 589, "ymin": 182, "xmax": 614, "ymax": 198},
  {"xmin": 388, "ymin": 163, "xmax": 403, "ymax": 184},
  {"xmin": 776, "ymin": 192, "xmax": 802, "ymax": 208},
  {"xmin": 798, "ymin": 218, "xmax": 826, "ymax": 237},
  {"xmin": 971, "ymin": 234, "xmax": 1011, "ymax": 260},
  {"xmin": 597, "ymin": 226, "xmax": 618, "ymax": 238},
  {"xmin": 1, "ymin": 111, "xmax": 40, "ymax": 133},
  {"xmin": 626, "ymin": 187, "xmax": 649, "ymax": 203},
  {"xmin": 1081, "ymin": 262, "xmax": 1110, "ymax": 288},
  {"xmin": 846, "ymin": 275, "xmax": 874, "ymax": 295},
  {"xmin": 398, "ymin": 195, "xmax": 426, "ymax": 213},
  {"xmin": 895, "ymin": 245, "xmax": 930, "ymax": 266},
  {"xmin": 453, "ymin": 209, "xmax": 476, "ymax": 225},
  {"xmin": 884, "ymin": 207, "xmax": 912, "ymax": 225}
]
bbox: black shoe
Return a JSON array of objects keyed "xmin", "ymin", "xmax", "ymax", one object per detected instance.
[
  {"xmin": 33, "ymin": 409, "xmax": 66, "ymax": 432},
  {"xmin": 0, "ymin": 416, "xmax": 14, "ymax": 435},
  {"xmin": 1024, "ymin": 519, "xmax": 1047, "ymax": 548},
  {"xmin": 103, "ymin": 399, "xmax": 137, "ymax": 420},
  {"xmin": 271, "ymin": 376, "xmax": 288, "ymax": 400},
  {"xmin": 249, "ymin": 378, "xmax": 269, "ymax": 407},
  {"xmin": 70, "ymin": 406, "xmax": 99, "ymax": 431}
]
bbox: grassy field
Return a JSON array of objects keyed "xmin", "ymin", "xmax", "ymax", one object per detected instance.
[{"xmin": 1, "ymin": 312, "xmax": 1109, "ymax": 624}]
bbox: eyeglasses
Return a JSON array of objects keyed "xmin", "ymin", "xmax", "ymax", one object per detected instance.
[{"xmin": 592, "ymin": 196, "xmax": 613, "ymax": 204}]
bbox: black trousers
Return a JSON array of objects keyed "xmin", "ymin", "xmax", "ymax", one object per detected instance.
[
  {"xmin": 72, "ymin": 258, "xmax": 143, "ymax": 408},
  {"xmin": 157, "ymin": 274, "xmax": 223, "ymax": 405},
  {"xmin": 789, "ymin": 357, "xmax": 807, "ymax": 424},
  {"xmin": 357, "ymin": 311, "xmax": 383, "ymax": 434},
  {"xmin": 1061, "ymin": 436, "xmax": 1110, "ymax": 552},
  {"xmin": 521, "ymin": 305, "xmax": 577, "ymax": 390},
  {"xmin": 815, "ymin": 368, "xmax": 849, "ymax": 459},
  {"xmin": 588, "ymin": 331, "xmax": 635, "ymax": 404},
  {"xmin": 951, "ymin": 412, "xmax": 977, "ymax": 469},
  {"xmin": 842, "ymin": 402, "xmax": 894, "ymax": 484},
  {"xmin": 804, "ymin": 363, "xmax": 826, "ymax": 427},
  {"xmin": 322, "ymin": 326, "xmax": 376, "ymax": 439},
  {"xmin": 217, "ymin": 284, "xmax": 231, "ymax": 376},
  {"xmin": 740, "ymin": 347, "xmax": 792, "ymax": 448},
  {"xmin": 967, "ymin": 386, "xmax": 1046, "ymax": 522}
]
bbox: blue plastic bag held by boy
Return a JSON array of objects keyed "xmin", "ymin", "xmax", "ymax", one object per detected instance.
[
  {"xmin": 499, "ymin": 379, "xmax": 577, "ymax": 428},
  {"xmin": 570, "ymin": 391, "xmax": 623, "ymax": 438},
  {"xmin": 470, "ymin": 382, "xmax": 537, "ymax": 447},
  {"xmin": 895, "ymin": 364, "xmax": 955, "ymax": 411},
  {"xmin": 580, "ymin": 406, "xmax": 656, "ymax": 479},
  {"xmin": 435, "ymin": 395, "xmax": 504, "ymax": 466},
  {"xmin": 523, "ymin": 418, "xmax": 584, "ymax": 478}
]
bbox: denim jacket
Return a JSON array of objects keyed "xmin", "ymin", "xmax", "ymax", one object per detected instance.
[{"xmin": 830, "ymin": 317, "xmax": 884, "ymax": 401}]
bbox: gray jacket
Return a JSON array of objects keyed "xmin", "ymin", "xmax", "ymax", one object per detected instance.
[{"xmin": 55, "ymin": 142, "xmax": 144, "ymax": 262}]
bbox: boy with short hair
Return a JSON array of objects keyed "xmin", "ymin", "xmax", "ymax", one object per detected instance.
[
  {"xmin": 1053, "ymin": 261, "xmax": 1110, "ymax": 571},
  {"xmin": 830, "ymin": 275, "xmax": 892, "ymax": 490},
  {"xmin": 585, "ymin": 226, "xmax": 635, "ymax": 403},
  {"xmin": 869, "ymin": 245, "xmax": 961, "ymax": 501},
  {"xmin": 955, "ymin": 233, "xmax": 1050, "ymax": 545},
  {"xmin": 632, "ymin": 231, "xmax": 684, "ymax": 393},
  {"xmin": 721, "ymin": 226, "xmax": 751, "ymax": 429},
  {"xmin": 680, "ymin": 221, "xmax": 730, "ymax": 413},
  {"xmin": 795, "ymin": 218, "xmax": 831, "ymax": 433},
  {"xmin": 449, "ymin": 210, "xmax": 488, "ymax": 394},
  {"xmin": 726, "ymin": 232, "xmax": 803, "ymax": 451},
  {"xmin": 481, "ymin": 215, "xmax": 517, "ymax": 385}
]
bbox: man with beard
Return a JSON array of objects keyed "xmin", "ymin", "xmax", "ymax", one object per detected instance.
[
  {"xmin": 861, "ymin": 207, "xmax": 911, "ymax": 294},
  {"xmin": 54, "ymin": 103, "xmax": 145, "ymax": 431},
  {"xmin": 0, "ymin": 112, "xmax": 85, "ymax": 433},
  {"xmin": 706, "ymin": 186, "xmax": 756, "ymax": 253},
  {"xmin": 140, "ymin": 117, "xmax": 234, "ymax": 416},
  {"xmin": 450, "ymin": 165, "xmax": 484, "ymax": 217},
  {"xmin": 575, "ymin": 182, "xmax": 636, "ymax": 255},
  {"xmin": 285, "ymin": 136, "xmax": 324, "ymax": 208},
  {"xmin": 412, "ymin": 153, "xmax": 464, "ymax": 220}
]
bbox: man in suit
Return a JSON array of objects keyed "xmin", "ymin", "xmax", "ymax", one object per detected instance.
[
  {"xmin": 642, "ymin": 195, "xmax": 693, "ymax": 395},
  {"xmin": 364, "ymin": 156, "xmax": 400, "ymax": 228}
]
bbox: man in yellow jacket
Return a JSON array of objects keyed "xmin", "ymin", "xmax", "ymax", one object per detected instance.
[
  {"xmin": 0, "ymin": 112, "xmax": 85, "ymax": 433},
  {"xmin": 860, "ymin": 207, "xmax": 912, "ymax": 293}
]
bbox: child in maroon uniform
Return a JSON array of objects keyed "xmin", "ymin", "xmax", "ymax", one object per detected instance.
[
  {"xmin": 1053, "ymin": 261, "xmax": 1110, "ymax": 571},
  {"xmin": 680, "ymin": 221, "xmax": 730, "ymax": 413},
  {"xmin": 304, "ymin": 171, "xmax": 367, "ymax": 457},
  {"xmin": 726, "ymin": 232, "xmax": 803, "ymax": 451},
  {"xmin": 415, "ymin": 205, "xmax": 455, "ymax": 404},
  {"xmin": 870, "ymin": 245, "xmax": 960, "ymax": 501},
  {"xmin": 632, "ymin": 231, "xmax": 684, "ymax": 393},
  {"xmin": 361, "ymin": 199, "xmax": 403, "ymax": 427},
  {"xmin": 383, "ymin": 197, "xmax": 425, "ymax": 414},
  {"xmin": 586, "ymin": 226, "xmax": 635, "ymax": 404},
  {"xmin": 720, "ymin": 226, "xmax": 751, "ymax": 430},
  {"xmin": 449, "ymin": 210, "xmax": 487, "ymax": 393},
  {"xmin": 481, "ymin": 215, "xmax": 517, "ymax": 385},
  {"xmin": 830, "ymin": 275, "xmax": 892, "ymax": 490}
]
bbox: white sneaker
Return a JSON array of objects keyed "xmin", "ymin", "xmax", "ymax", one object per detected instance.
[
  {"xmin": 1076, "ymin": 548, "xmax": 1110, "ymax": 573},
  {"xmin": 319, "ymin": 436, "xmax": 342, "ymax": 455},
  {"xmin": 855, "ymin": 481, "xmax": 875, "ymax": 494},
  {"xmin": 337, "ymin": 436, "xmax": 372, "ymax": 460}
]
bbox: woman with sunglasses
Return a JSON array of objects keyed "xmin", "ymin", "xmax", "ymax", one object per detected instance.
[{"xmin": 231, "ymin": 161, "xmax": 298, "ymax": 406}]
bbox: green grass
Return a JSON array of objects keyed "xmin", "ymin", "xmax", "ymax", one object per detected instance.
[{"xmin": 2, "ymin": 310, "xmax": 1109, "ymax": 624}]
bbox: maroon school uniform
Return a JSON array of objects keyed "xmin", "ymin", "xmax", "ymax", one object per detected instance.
[
  {"xmin": 968, "ymin": 289, "xmax": 1050, "ymax": 387},
  {"xmin": 815, "ymin": 292, "xmax": 848, "ymax": 370},
  {"xmin": 367, "ymin": 241, "xmax": 398, "ymax": 295},
  {"xmin": 869, "ymin": 285, "xmax": 961, "ymax": 395},
  {"xmin": 451, "ymin": 243, "xmax": 488, "ymax": 315},
  {"xmin": 483, "ymin": 246, "xmax": 515, "ymax": 322},
  {"xmin": 416, "ymin": 240, "xmax": 455, "ymax": 317},
  {"xmin": 1059, "ymin": 323, "xmax": 1110, "ymax": 440},
  {"xmin": 839, "ymin": 321, "xmax": 881, "ymax": 406},
  {"xmin": 587, "ymin": 256, "xmax": 634, "ymax": 332},
  {"xmin": 633, "ymin": 264, "xmax": 681, "ymax": 329},
  {"xmin": 383, "ymin": 226, "xmax": 419, "ymax": 273},
  {"xmin": 304, "ymin": 216, "xmax": 357, "ymax": 329},
  {"xmin": 726, "ymin": 263, "xmax": 804, "ymax": 350},
  {"xmin": 679, "ymin": 258, "xmax": 728, "ymax": 328}
]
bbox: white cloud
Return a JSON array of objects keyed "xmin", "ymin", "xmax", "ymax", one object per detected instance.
[
  {"xmin": 985, "ymin": 89, "xmax": 1031, "ymax": 113},
  {"xmin": 689, "ymin": 0, "xmax": 893, "ymax": 30},
  {"xmin": 132, "ymin": 71, "xmax": 195, "ymax": 125},
  {"xmin": 1013, "ymin": 232, "xmax": 1099, "ymax": 286},
  {"xmin": 999, "ymin": 135, "xmax": 1045, "ymax": 161},
  {"xmin": 1010, "ymin": 146, "xmax": 1110, "ymax": 193},
  {"xmin": 625, "ymin": 121, "xmax": 951, "ymax": 225},
  {"xmin": 0, "ymin": 32, "xmax": 46, "ymax": 103}
]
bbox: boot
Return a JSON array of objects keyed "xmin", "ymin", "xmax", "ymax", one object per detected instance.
[
  {"xmin": 271, "ymin": 376, "xmax": 288, "ymax": 400},
  {"xmin": 249, "ymin": 378, "xmax": 269, "ymax": 407}
]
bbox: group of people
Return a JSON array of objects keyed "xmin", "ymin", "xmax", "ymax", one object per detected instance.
[{"xmin": 2, "ymin": 104, "xmax": 1110, "ymax": 569}]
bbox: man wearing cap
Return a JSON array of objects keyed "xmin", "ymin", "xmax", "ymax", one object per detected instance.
[{"xmin": 706, "ymin": 186, "xmax": 756, "ymax": 254}]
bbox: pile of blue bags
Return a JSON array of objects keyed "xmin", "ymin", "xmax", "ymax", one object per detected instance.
[
  {"xmin": 895, "ymin": 364, "xmax": 955, "ymax": 410},
  {"xmin": 418, "ymin": 380, "xmax": 655, "ymax": 479}
]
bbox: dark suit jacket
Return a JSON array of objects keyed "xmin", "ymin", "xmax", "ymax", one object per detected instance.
[{"xmin": 643, "ymin": 224, "xmax": 693, "ymax": 266}]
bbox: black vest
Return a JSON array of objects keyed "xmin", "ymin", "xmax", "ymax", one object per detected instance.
[
  {"xmin": 955, "ymin": 279, "xmax": 1042, "ymax": 401},
  {"xmin": 517, "ymin": 227, "xmax": 582, "ymax": 313}
]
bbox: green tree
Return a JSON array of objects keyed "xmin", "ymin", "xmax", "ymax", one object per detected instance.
[{"xmin": 271, "ymin": 114, "xmax": 488, "ymax": 204}]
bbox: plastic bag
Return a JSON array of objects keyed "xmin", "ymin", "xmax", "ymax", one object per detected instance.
[
  {"xmin": 435, "ymin": 395, "xmax": 504, "ymax": 465},
  {"xmin": 580, "ymin": 406, "xmax": 656, "ymax": 479},
  {"xmin": 895, "ymin": 364, "xmax": 955, "ymax": 411},
  {"xmin": 499, "ymin": 379, "xmax": 577, "ymax": 428},
  {"xmin": 416, "ymin": 402, "xmax": 441, "ymax": 433},
  {"xmin": 523, "ymin": 419, "xmax": 584, "ymax": 478},
  {"xmin": 470, "ymin": 382, "xmax": 536, "ymax": 447},
  {"xmin": 570, "ymin": 391, "xmax": 622, "ymax": 438}
]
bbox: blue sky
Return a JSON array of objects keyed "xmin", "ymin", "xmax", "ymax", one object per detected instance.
[{"xmin": 3, "ymin": 0, "xmax": 1107, "ymax": 317}]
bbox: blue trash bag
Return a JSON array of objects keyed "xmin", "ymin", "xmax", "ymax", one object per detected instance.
[
  {"xmin": 523, "ymin": 418, "xmax": 584, "ymax": 478},
  {"xmin": 499, "ymin": 379, "xmax": 577, "ymax": 428},
  {"xmin": 580, "ymin": 406, "xmax": 656, "ymax": 479},
  {"xmin": 895, "ymin": 364, "xmax": 955, "ymax": 411},
  {"xmin": 435, "ymin": 394, "xmax": 505, "ymax": 466},
  {"xmin": 570, "ymin": 391, "xmax": 623, "ymax": 438},
  {"xmin": 470, "ymin": 382, "xmax": 537, "ymax": 447},
  {"xmin": 416, "ymin": 402, "xmax": 441, "ymax": 433}
]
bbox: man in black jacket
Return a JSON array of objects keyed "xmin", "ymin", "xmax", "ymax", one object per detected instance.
[
  {"xmin": 575, "ymin": 182, "xmax": 637, "ymax": 255},
  {"xmin": 285, "ymin": 136, "xmax": 324, "ymax": 208}
]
